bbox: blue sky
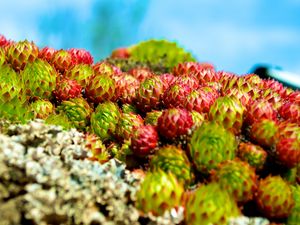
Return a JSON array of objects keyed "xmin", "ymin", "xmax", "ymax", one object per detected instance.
[{"xmin": 1, "ymin": 0, "xmax": 300, "ymax": 75}]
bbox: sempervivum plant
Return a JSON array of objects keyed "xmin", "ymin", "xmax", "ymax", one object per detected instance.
[
  {"xmin": 21, "ymin": 58, "xmax": 57, "ymax": 99},
  {"xmin": 221, "ymin": 76, "xmax": 259, "ymax": 99},
  {"xmin": 0, "ymin": 34, "xmax": 12, "ymax": 47},
  {"xmin": 121, "ymin": 103, "xmax": 138, "ymax": 114},
  {"xmin": 129, "ymin": 67, "xmax": 153, "ymax": 82},
  {"xmin": 288, "ymin": 91, "xmax": 300, "ymax": 104},
  {"xmin": 249, "ymin": 119, "xmax": 279, "ymax": 148},
  {"xmin": 262, "ymin": 79, "xmax": 286, "ymax": 97},
  {"xmin": 3, "ymin": 36, "xmax": 300, "ymax": 224},
  {"xmin": 208, "ymin": 96, "xmax": 244, "ymax": 135},
  {"xmin": 45, "ymin": 111, "xmax": 74, "ymax": 130},
  {"xmin": 111, "ymin": 47, "xmax": 130, "ymax": 59},
  {"xmin": 0, "ymin": 64, "xmax": 29, "ymax": 122},
  {"xmin": 279, "ymin": 102, "xmax": 300, "ymax": 124},
  {"xmin": 90, "ymin": 101, "xmax": 121, "ymax": 142},
  {"xmin": 190, "ymin": 110, "xmax": 205, "ymax": 129},
  {"xmin": 51, "ymin": 49, "xmax": 74, "ymax": 73},
  {"xmin": 93, "ymin": 61, "xmax": 115, "ymax": 76},
  {"xmin": 172, "ymin": 61, "xmax": 201, "ymax": 76},
  {"xmin": 287, "ymin": 184, "xmax": 300, "ymax": 225},
  {"xmin": 243, "ymin": 73, "xmax": 263, "ymax": 88},
  {"xmin": 256, "ymin": 175, "xmax": 295, "ymax": 219},
  {"xmin": 85, "ymin": 73, "xmax": 116, "ymax": 104},
  {"xmin": 114, "ymin": 73, "xmax": 140, "ymax": 104},
  {"xmin": 275, "ymin": 121, "xmax": 300, "ymax": 142},
  {"xmin": 194, "ymin": 66, "xmax": 219, "ymax": 85},
  {"xmin": 6, "ymin": 40, "xmax": 39, "ymax": 71},
  {"xmin": 162, "ymin": 83, "xmax": 191, "ymax": 108},
  {"xmin": 224, "ymin": 88, "xmax": 253, "ymax": 108},
  {"xmin": 185, "ymin": 182, "xmax": 240, "ymax": 225},
  {"xmin": 211, "ymin": 159, "xmax": 257, "ymax": 203},
  {"xmin": 172, "ymin": 61, "xmax": 218, "ymax": 84},
  {"xmin": 199, "ymin": 85, "xmax": 220, "ymax": 99},
  {"xmin": 135, "ymin": 76, "xmax": 164, "ymax": 112},
  {"xmin": 85, "ymin": 133, "xmax": 110, "ymax": 164},
  {"xmin": 0, "ymin": 64, "xmax": 20, "ymax": 89},
  {"xmin": 245, "ymin": 99, "xmax": 278, "ymax": 126},
  {"xmin": 68, "ymin": 48, "xmax": 93, "ymax": 65},
  {"xmin": 150, "ymin": 145, "xmax": 194, "ymax": 186},
  {"xmin": 53, "ymin": 77, "xmax": 82, "ymax": 102},
  {"xmin": 157, "ymin": 108, "xmax": 193, "ymax": 141},
  {"xmin": 218, "ymin": 71, "xmax": 237, "ymax": 90},
  {"xmin": 64, "ymin": 64, "xmax": 94, "ymax": 88},
  {"xmin": 238, "ymin": 142, "xmax": 267, "ymax": 171},
  {"xmin": 111, "ymin": 64, "xmax": 122, "ymax": 75},
  {"xmin": 115, "ymin": 112, "xmax": 144, "ymax": 141},
  {"xmin": 259, "ymin": 88, "xmax": 283, "ymax": 110},
  {"xmin": 144, "ymin": 110, "xmax": 163, "ymax": 126},
  {"xmin": 275, "ymin": 138, "xmax": 300, "ymax": 168},
  {"xmin": 38, "ymin": 47, "xmax": 56, "ymax": 63},
  {"xmin": 30, "ymin": 99, "xmax": 54, "ymax": 120},
  {"xmin": 0, "ymin": 48, "xmax": 5, "ymax": 66},
  {"xmin": 173, "ymin": 74, "xmax": 199, "ymax": 89},
  {"xmin": 135, "ymin": 170, "xmax": 184, "ymax": 216},
  {"xmin": 131, "ymin": 125, "xmax": 158, "ymax": 157},
  {"xmin": 128, "ymin": 39, "xmax": 196, "ymax": 72},
  {"xmin": 185, "ymin": 89, "xmax": 217, "ymax": 114},
  {"xmin": 189, "ymin": 121, "xmax": 237, "ymax": 174},
  {"xmin": 57, "ymin": 97, "xmax": 93, "ymax": 131},
  {"xmin": 159, "ymin": 73, "xmax": 176, "ymax": 91}
]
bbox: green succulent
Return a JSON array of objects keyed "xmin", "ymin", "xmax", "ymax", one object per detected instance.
[
  {"xmin": 30, "ymin": 99, "xmax": 54, "ymax": 119},
  {"xmin": 128, "ymin": 39, "xmax": 196, "ymax": 72},
  {"xmin": 144, "ymin": 110, "xmax": 163, "ymax": 126},
  {"xmin": 283, "ymin": 167, "xmax": 298, "ymax": 185},
  {"xmin": 86, "ymin": 74, "xmax": 116, "ymax": 104},
  {"xmin": 90, "ymin": 101, "xmax": 121, "ymax": 141},
  {"xmin": 93, "ymin": 61, "xmax": 115, "ymax": 76},
  {"xmin": 113, "ymin": 139, "xmax": 132, "ymax": 162},
  {"xmin": 21, "ymin": 58, "xmax": 57, "ymax": 99},
  {"xmin": 115, "ymin": 112, "xmax": 144, "ymax": 140},
  {"xmin": 185, "ymin": 182, "xmax": 240, "ymax": 225},
  {"xmin": 45, "ymin": 112, "xmax": 74, "ymax": 130},
  {"xmin": 6, "ymin": 39, "xmax": 39, "ymax": 71},
  {"xmin": 190, "ymin": 110, "xmax": 205, "ymax": 129},
  {"xmin": 121, "ymin": 103, "xmax": 138, "ymax": 114},
  {"xmin": 208, "ymin": 96, "xmax": 244, "ymax": 135},
  {"xmin": 189, "ymin": 121, "xmax": 237, "ymax": 174},
  {"xmin": 135, "ymin": 170, "xmax": 184, "ymax": 216},
  {"xmin": 57, "ymin": 97, "xmax": 92, "ymax": 131},
  {"xmin": 65, "ymin": 63, "xmax": 94, "ymax": 88},
  {"xmin": 287, "ymin": 184, "xmax": 300, "ymax": 225},
  {"xmin": 212, "ymin": 159, "xmax": 257, "ymax": 203},
  {"xmin": 237, "ymin": 142, "xmax": 267, "ymax": 171},
  {"xmin": 85, "ymin": 134, "xmax": 110, "ymax": 164},
  {"xmin": 0, "ymin": 48, "xmax": 5, "ymax": 66},
  {"xmin": 150, "ymin": 145, "xmax": 194, "ymax": 186},
  {"xmin": 0, "ymin": 64, "xmax": 31, "ymax": 123}
]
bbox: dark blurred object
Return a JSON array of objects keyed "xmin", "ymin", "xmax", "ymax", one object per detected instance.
[{"xmin": 251, "ymin": 64, "xmax": 300, "ymax": 90}]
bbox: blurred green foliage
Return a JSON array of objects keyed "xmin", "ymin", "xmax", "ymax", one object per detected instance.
[{"xmin": 129, "ymin": 39, "xmax": 196, "ymax": 71}]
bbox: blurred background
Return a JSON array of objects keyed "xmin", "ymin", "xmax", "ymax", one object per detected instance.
[{"xmin": 1, "ymin": 0, "xmax": 300, "ymax": 74}]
